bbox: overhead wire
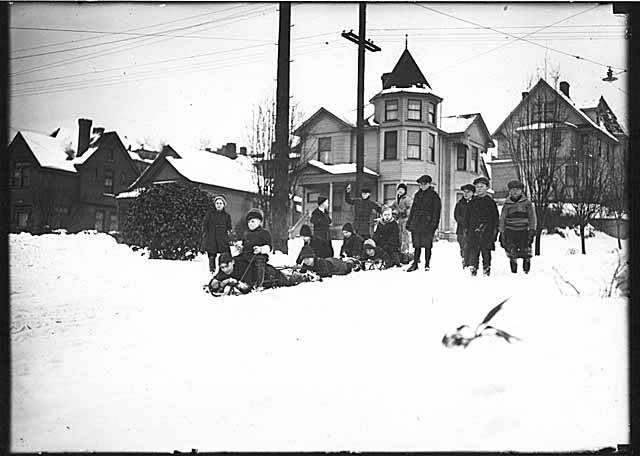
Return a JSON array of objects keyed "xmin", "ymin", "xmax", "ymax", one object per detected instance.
[{"xmin": 413, "ymin": 2, "xmax": 626, "ymax": 71}]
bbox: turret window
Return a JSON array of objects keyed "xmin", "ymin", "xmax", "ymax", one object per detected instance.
[
  {"xmin": 429, "ymin": 133, "xmax": 436, "ymax": 162},
  {"xmin": 407, "ymin": 131, "xmax": 421, "ymax": 159},
  {"xmin": 385, "ymin": 100, "xmax": 399, "ymax": 121},
  {"xmin": 428, "ymin": 102, "xmax": 436, "ymax": 124},
  {"xmin": 384, "ymin": 131, "xmax": 398, "ymax": 160},
  {"xmin": 408, "ymin": 99, "xmax": 422, "ymax": 121}
]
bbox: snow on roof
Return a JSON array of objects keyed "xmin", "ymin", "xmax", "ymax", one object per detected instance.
[
  {"xmin": 439, "ymin": 115, "xmax": 476, "ymax": 134},
  {"xmin": 307, "ymin": 159, "xmax": 379, "ymax": 176},
  {"xmin": 376, "ymin": 85, "xmax": 434, "ymax": 96},
  {"xmin": 164, "ymin": 146, "xmax": 258, "ymax": 194},
  {"xmin": 128, "ymin": 151, "xmax": 154, "ymax": 164},
  {"xmin": 18, "ymin": 130, "xmax": 78, "ymax": 173},
  {"xmin": 555, "ymin": 89, "xmax": 618, "ymax": 142},
  {"xmin": 515, "ymin": 121, "xmax": 578, "ymax": 131},
  {"xmin": 72, "ymin": 145, "xmax": 99, "ymax": 165},
  {"xmin": 116, "ymin": 188, "xmax": 145, "ymax": 199}
]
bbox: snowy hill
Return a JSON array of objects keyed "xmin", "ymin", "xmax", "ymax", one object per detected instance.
[{"xmin": 10, "ymin": 231, "xmax": 628, "ymax": 451}]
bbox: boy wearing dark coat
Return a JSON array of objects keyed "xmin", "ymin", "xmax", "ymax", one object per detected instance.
[
  {"xmin": 344, "ymin": 184, "xmax": 382, "ymax": 239},
  {"xmin": 454, "ymin": 184, "xmax": 475, "ymax": 269},
  {"xmin": 207, "ymin": 252, "xmax": 251, "ymax": 295},
  {"xmin": 236, "ymin": 208, "xmax": 272, "ymax": 290},
  {"xmin": 372, "ymin": 206, "xmax": 401, "ymax": 267},
  {"xmin": 406, "ymin": 174, "xmax": 441, "ymax": 271},
  {"xmin": 298, "ymin": 246, "xmax": 353, "ymax": 278},
  {"xmin": 361, "ymin": 238, "xmax": 393, "ymax": 270},
  {"xmin": 296, "ymin": 224, "xmax": 334, "ymax": 264},
  {"xmin": 466, "ymin": 177, "xmax": 499, "ymax": 276},
  {"xmin": 339, "ymin": 222, "xmax": 364, "ymax": 259},
  {"xmin": 201, "ymin": 195, "xmax": 232, "ymax": 273},
  {"xmin": 499, "ymin": 180, "xmax": 537, "ymax": 274},
  {"xmin": 310, "ymin": 196, "xmax": 332, "ymax": 241}
]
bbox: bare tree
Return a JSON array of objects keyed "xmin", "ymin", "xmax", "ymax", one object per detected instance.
[
  {"xmin": 244, "ymin": 93, "xmax": 306, "ymax": 252},
  {"xmin": 603, "ymin": 141, "xmax": 628, "ymax": 249},
  {"xmin": 557, "ymin": 134, "xmax": 612, "ymax": 254},
  {"xmin": 501, "ymin": 77, "xmax": 570, "ymax": 255}
]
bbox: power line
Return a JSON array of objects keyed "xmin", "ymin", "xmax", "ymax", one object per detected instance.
[
  {"xmin": 10, "ymin": 4, "xmax": 250, "ymax": 54},
  {"xmin": 10, "ymin": 5, "xmax": 275, "ymax": 77},
  {"xmin": 413, "ymin": 3, "xmax": 626, "ymax": 72}
]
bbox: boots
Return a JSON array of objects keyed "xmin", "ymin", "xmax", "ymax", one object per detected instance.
[
  {"xmin": 523, "ymin": 258, "xmax": 531, "ymax": 274},
  {"xmin": 407, "ymin": 262, "xmax": 419, "ymax": 272},
  {"xmin": 470, "ymin": 266, "xmax": 478, "ymax": 276},
  {"xmin": 407, "ymin": 248, "xmax": 421, "ymax": 272},
  {"xmin": 510, "ymin": 259, "xmax": 518, "ymax": 273},
  {"xmin": 254, "ymin": 258, "xmax": 266, "ymax": 290},
  {"xmin": 424, "ymin": 248, "xmax": 432, "ymax": 271},
  {"xmin": 483, "ymin": 266, "xmax": 491, "ymax": 276}
]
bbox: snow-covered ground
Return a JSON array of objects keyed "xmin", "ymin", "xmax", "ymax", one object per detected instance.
[{"xmin": 10, "ymin": 230, "xmax": 628, "ymax": 451}]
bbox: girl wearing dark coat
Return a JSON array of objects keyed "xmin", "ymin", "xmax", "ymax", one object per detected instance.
[
  {"xmin": 406, "ymin": 175, "xmax": 441, "ymax": 271},
  {"xmin": 310, "ymin": 196, "xmax": 332, "ymax": 241},
  {"xmin": 345, "ymin": 184, "xmax": 381, "ymax": 239},
  {"xmin": 201, "ymin": 195, "xmax": 232, "ymax": 273},
  {"xmin": 465, "ymin": 177, "xmax": 499, "ymax": 276},
  {"xmin": 372, "ymin": 206, "xmax": 401, "ymax": 267}
]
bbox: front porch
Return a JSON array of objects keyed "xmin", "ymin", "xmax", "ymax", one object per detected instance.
[{"xmin": 293, "ymin": 160, "xmax": 379, "ymax": 238}]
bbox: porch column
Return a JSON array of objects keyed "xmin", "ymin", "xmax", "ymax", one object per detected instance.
[{"xmin": 328, "ymin": 181, "xmax": 334, "ymax": 220}]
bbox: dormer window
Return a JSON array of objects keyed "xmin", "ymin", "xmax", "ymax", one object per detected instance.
[
  {"xmin": 318, "ymin": 137, "xmax": 331, "ymax": 163},
  {"xmin": 408, "ymin": 99, "xmax": 422, "ymax": 121},
  {"xmin": 385, "ymin": 100, "xmax": 399, "ymax": 121},
  {"xmin": 428, "ymin": 102, "xmax": 436, "ymax": 124}
]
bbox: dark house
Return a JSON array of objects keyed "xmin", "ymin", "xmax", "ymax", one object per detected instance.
[{"xmin": 8, "ymin": 118, "xmax": 141, "ymax": 233}]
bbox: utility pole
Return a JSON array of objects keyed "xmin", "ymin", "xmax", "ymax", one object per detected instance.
[
  {"xmin": 342, "ymin": 2, "xmax": 380, "ymax": 195},
  {"xmin": 273, "ymin": 1, "xmax": 291, "ymax": 253}
]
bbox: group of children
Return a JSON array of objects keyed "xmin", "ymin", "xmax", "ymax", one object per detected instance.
[{"xmin": 200, "ymin": 175, "xmax": 538, "ymax": 297}]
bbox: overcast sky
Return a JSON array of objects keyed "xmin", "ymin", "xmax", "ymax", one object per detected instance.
[{"xmin": 9, "ymin": 2, "xmax": 628, "ymax": 152}]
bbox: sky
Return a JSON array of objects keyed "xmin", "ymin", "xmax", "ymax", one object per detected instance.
[{"xmin": 9, "ymin": 2, "xmax": 629, "ymax": 152}]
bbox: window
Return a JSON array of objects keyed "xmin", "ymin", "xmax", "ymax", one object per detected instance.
[
  {"xmin": 383, "ymin": 184, "xmax": 396, "ymax": 206},
  {"xmin": 532, "ymin": 101, "xmax": 542, "ymax": 122},
  {"xmin": 544, "ymin": 101, "xmax": 556, "ymax": 121},
  {"xmin": 597, "ymin": 138, "xmax": 602, "ymax": 157},
  {"xmin": 108, "ymin": 147, "xmax": 114, "ymax": 162},
  {"xmin": 15, "ymin": 209, "xmax": 30, "ymax": 229},
  {"xmin": 107, "ymin": 213, "xmax": 118, "ymax": 231},
  {"xmin": 104, "ymin": 169, "xmax": 114, "ymax": 194},
  {"xmin": 407, "ymin": 131, "xmax": 421, "ymax": 159},
  {"xmin": 471, "ymin": 146, "xmax": 479, "ymax": 173},
  {"xmin": 428, "ymin": 133, "xmax": 436, "ymax": 162},
  {"xmin": 384, "ymin": 131, "xmax": 398, "ymax": 160},
  {"xmin": 456, "ymin": 144, "xmax": 467, "ymax": 171},
  {"xmin": 581, "ymin": 134, "xmax": 589, "ymax": 148},
  {"xmin": 551, "ymin": 130, "xmax": 562, "ymax": 148},
  {"xmin": 318, "ymin": 137, "xmax": 331, "ymax": 163},
  {"xmin": 565, "ymin": 165, "xmax": 578, "ymax": 187},
  {"xmin": 95, "ymin": 210, "xmax": 104, "ymax": 231},
  {"xmin": 306, "ymin": 192, "xmax": 320, "ymax": 203},
  {"xmin": 532, "ymin": 133, "xmax": 540, "ymax": 149},
  {"xmin": 428, "ymin": 102, "xmax": 436, "ymax": 124},
  {"xmin": 11, "ymin": 162, "xmax": 31, "ymax": 188},
  {"xmin": 408, "ymin": 99, "xmax": 422, "ymax": 121},
  {"xmin": 385, "ymin": 100, "xmax": 398, "ymax": 121},
  {"xmin": 120, "ymin": 172, "xmax": 127, "ymax": 187}
]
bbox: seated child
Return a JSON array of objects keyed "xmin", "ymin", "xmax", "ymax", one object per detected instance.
[
  {"xmin": 361, "ymin": 238, "xmax": 393, "ymax": 270},
  {"xmin": 296, "ymin": 224, "xmax": 334, "ymax": 264},
  {"xmin": 372, "ymin": 206, "xmax": 401, "ymax": 267},
  {"xmin": 339, "ymin": 222, "xmax": 364, "ymax": 259},
  {"xmin": 236, "ymin": 208, "xmax": 272, "ymax": 290},
  {"xmin": 207, "ymin": 252, "xmax": 251, "ymax": 296},
  {"xmin": 298, "ymin": 245, "xmax": 353, "ymax": 278}
]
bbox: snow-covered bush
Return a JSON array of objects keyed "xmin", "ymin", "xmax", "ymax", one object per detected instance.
[
  {"xmin": 121, "ymin": 182, "xmax": 214, "ymax": 260},
  {"xmin": 573, "ymin": 223, "xmax": 596, "ymax": 238}
]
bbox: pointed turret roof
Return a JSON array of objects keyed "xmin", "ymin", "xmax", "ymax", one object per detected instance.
[{"xmin": 381, "ymin": 48, "xmax": 431, "ymax": 90}]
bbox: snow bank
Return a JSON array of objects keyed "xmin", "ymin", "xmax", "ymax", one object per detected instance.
[{"xmin": 10, "ymin": 231, "xmax": 628, "ymax": 451}]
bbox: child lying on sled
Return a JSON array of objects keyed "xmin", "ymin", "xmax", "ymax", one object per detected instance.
[{"xmin": 207, "ymin": 252, "xmax": 251, "ymax": 296}]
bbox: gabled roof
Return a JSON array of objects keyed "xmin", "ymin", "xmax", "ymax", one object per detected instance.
[
  {"xmin": 382, "ymin": 48, "xmax": 431, "ymax": 90},
  {"xmin": 492, "ymin": 78, "xmax": 618, "ymax": 143},
  {"xmin": 306, "ymin": 159, "xmax": 379, "ymax": 176},
  {"xmin": 293, "ymin": 107, "xmax": 354, "ymax": 136},
  {"xmin": 15, "ymin": 130, "xmax": 77, "ymax": 173},
  {"xmin": 131, "ymin": 143, "xmax": 259, "ymax": 194},
  {"xmin": 440, "ymin": 113, "xmax": 495, "ymax": 148}
]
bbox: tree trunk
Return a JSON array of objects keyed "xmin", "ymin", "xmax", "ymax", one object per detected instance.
[
  {"xmin": 534, "ymin": 226, "xmax": 542, "ymax": 256},
  {"xmin": 534, "ymin": 204, "xmax": 545, "ymax": 256},
  {"xmin": 580, "ymin": 223, "xmax": 586, "ymax": 254},
  {"xmin": 616, "ymin": 215, "xmax": 622, "ymax": 250}
]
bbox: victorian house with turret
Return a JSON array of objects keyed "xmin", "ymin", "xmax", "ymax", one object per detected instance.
[{"xmin": 292, "ymin": 48, "xmax": 493, "ymax": 239}]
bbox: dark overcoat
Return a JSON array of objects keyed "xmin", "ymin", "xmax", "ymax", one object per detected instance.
[
  {"xmin": 373, "ymin": 219, "xmax": 400, "ymax": 251},
  {"xmin": 340, "ymin": 233, "xmax": 364, "ymax": 259},
  {"xmin": 310, "ymin": 208, "xmax": 332, "ymax": 240},
  {"xmin": 201, "ymin": 209, "xmax": 232, "ymax": 254},
  {"xmin": 454, "ymin": 197, "xmax": 473, "ymax": 236},
  {"xmin": 466, "ymin": 194, "xmax": 499, "ymax": 251},
  {"xmin": 345, "ymin": 192, "xmax": 381, "ymax": 236},
  {"xmin": 240, "ymin": 226, "xmax": 272, "ymax": 260},
  {"xmin": 406, "ymin": 187, "xmax": 442, "ymax": 234}
]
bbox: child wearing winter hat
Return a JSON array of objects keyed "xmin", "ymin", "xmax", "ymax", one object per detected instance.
[
  {"xmin": 201, "ymin": 195, "xmax": 232, "ymax": 274},
  {"xmin": 299, "ymin": 245, "xmax": 353, "ymax": 278},
  {"xmin": 465, "ymin": 177, "xmax": 499, "ymax": 276},
  {"xmin": 499, "ymin": 180, "xmax": 537, "ymax": 274},
  {"xmin": 310, "ymin": 195, "xmax": 332, "ymax": 241},
  {"xmin": 296, "ymin": 224, "xmax": 334, "ymax": 263},
  {"xmin": 207, "ymin": 252, "xmax": 251, "ymax": 295},
  {"xmin": 339, "ymin": 222, "xmax": 365, "ymax": 259},
  {"xmin": 372, "ymin": 206, "xmax": 401, "ymax": 267},
  {"xmin": 361, "ymin": 238, "xmax": 393, "ymax": 270},
  {"xmin": 236, "ymin": 208, "xmax": 272, "ymax": 290}
]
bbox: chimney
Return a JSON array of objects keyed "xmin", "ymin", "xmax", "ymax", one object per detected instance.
[
  {"xmin": 559, "ymin": 81, "xmax": 570, "ymax": 98},
  {"xmin": 226, "ymin": 142, "xmax": 237, "ymax": 158},
  {"xmin": 521, "ymin": 91, "xmax": 529, "ymax": 100},
  {"xmin": 92, "ymin": 127, "xmax": 105, "ymax": 136},
  {"xmin": 239, "ymin": 146, "xmax": 247, "ymax": 156},
  {"xmin": 77, "ymin": 118, "xmax": 92, "ymax": 157},
  {"xmin": 127, "ymin": 144, "xmax": 131, "ymax": 151}
]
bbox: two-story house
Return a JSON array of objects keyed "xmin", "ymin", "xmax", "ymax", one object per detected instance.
[
  {"xmin": 293, "ymin": 48, "xmax": 493, "ymax": 238},
  {"xmin": 8, "ymin": 118, "xmax": 141, "ymax": 233},
  {"xmin": 489, "ymin": 78, "xmax": 625, "ymax": 201}
]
